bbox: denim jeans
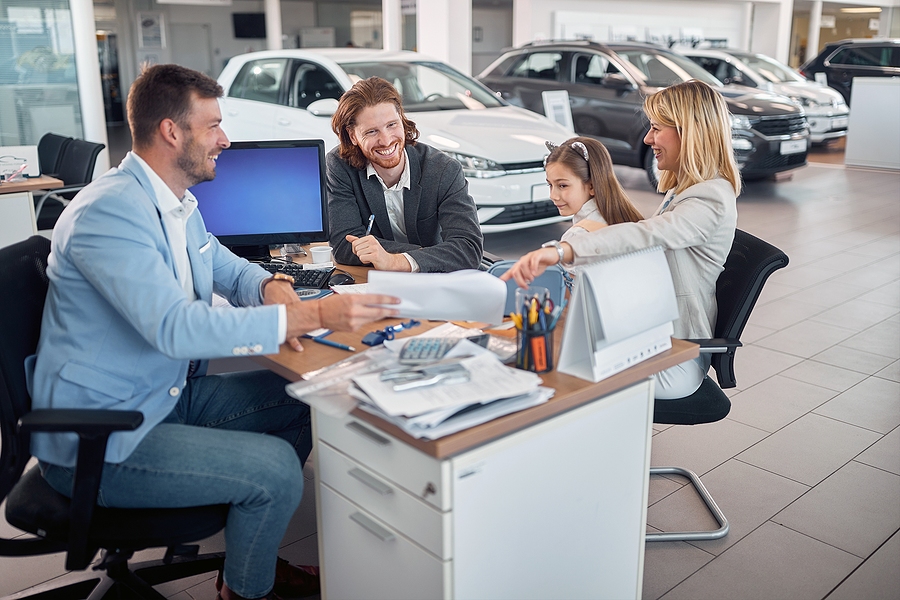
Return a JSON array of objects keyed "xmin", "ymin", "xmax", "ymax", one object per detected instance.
[{"xmin": 41, "ymin": 369, "xmax": 312, "ymax": 599}]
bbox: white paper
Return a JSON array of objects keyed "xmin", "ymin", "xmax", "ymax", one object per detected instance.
[
  {"xmin": 367, "ymin": 269, "xmax": 506, "ymax": 324},
  {"xmin": 329, "ymin": 283, "xmax": 370, "ymax": 294}
]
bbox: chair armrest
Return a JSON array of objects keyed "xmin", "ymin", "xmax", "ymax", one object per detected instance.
[
  {"xmin": 34, "ymin": 185, "xmax": 88, "ymax": 220},
  {"xmin": 17, "ymin": 409, "xmax": 143, "ymax": 570},
  {"xmin": 684, "ymin": 338, "xmax": 742, "ymax": 354}
]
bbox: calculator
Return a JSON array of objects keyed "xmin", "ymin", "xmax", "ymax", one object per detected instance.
[{"xmin": 398, "ymin": 338, "xmax": 459, "ymax": 365}]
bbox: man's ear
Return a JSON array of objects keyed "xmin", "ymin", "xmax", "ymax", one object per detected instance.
[
  {"xmin": 347, "ymin": 127, "xmax": 359, "ymax": 147},
  {"xmin": 157, "ymin": 118, "xmax": 180, "ymax": 148}
]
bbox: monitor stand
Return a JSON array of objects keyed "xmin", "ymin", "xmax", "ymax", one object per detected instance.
[{"xmin": 229, "ymin": 244, "xmax": 272, "ymax": 262}]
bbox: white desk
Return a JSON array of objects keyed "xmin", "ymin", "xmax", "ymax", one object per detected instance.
[
  {"xmin": 0, "ymin": 176, "xmax": 62, "ymax": 248},
  {"xmin": 257, "ymin": 289, "xmax": 698, "ymax": 599}
]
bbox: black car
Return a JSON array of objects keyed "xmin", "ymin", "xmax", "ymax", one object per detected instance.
[
  {"xmin": 799, "ymin": 38, "xmax": 900, "ymax": 105},
  {"xmin": 478, "ymin": 41, "xmax": 810, "ymax": 187}
]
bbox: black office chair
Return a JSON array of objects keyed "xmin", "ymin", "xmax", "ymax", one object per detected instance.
[
  {"xmin": 33, "ymin": 138, "xmax": 105, "ymax": 231},
  {"xmin": 647, "ymin": 229, "xmax": 789, "ymax": 542},
  {"xmin": 37, "ymin": 132, "xmax": 74, "ymax": 178},
  {"xmin": 0, "ymin": 236, "xmax": 228, "ymax": 598}
]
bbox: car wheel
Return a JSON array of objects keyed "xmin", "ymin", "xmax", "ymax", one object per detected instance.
[{"xmin": 644, "ymin": 146, "xmax": 661, "ymax": 191}]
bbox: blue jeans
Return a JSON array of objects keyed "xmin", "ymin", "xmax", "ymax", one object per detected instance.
[{"xmin": 41, "ymin": 370, "xmax": 312, "ymax": 599}]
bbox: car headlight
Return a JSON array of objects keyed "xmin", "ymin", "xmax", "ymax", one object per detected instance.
[
  {"xmin": 789, "ymin": 96, "xmax": 817, "ymax": 108},
  {"xmin": 444, "ymin": 152, "xmax": 506, "ymax": 178},
  {"xmin": 730, "ymin": 114, "xmax": 752, "ymax": 131},
  {"xmin": 732, "ymin": 138, "xmax": 753, "ymax": 151}
]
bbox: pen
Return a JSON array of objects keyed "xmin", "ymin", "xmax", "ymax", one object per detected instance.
[
  {"xmin": 364, "ymin": 214, "xmax": 375, "ymax": 237},
  {"xmin": 308, "ymin": 336, "xmax": 356, "ymax": 352},
  {"xmin": 1, "ymin": 163, "xmax": 27, "ymax": 182}
]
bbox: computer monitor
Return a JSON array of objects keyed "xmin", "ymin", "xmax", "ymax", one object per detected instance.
[{"xmin": 189, "ymin": 139, "xmax": 328, "ymax": 260}]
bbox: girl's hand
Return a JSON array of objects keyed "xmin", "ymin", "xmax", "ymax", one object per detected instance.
[
  {"xmin": 498, "ymin": 247, "xmax": 560, "ymax": 288},
  {"xmin": 573, "ymin": 219, "xmax": 607, "ymax": 233}
]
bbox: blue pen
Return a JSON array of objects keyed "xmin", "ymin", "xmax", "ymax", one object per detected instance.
[
  {"xmin": 307, "ymin": 336, "xmax": 356, "ymax": 352},
  {"xmin": 364, "ymin": 214, "xmax": 375, "ymax": 236}
]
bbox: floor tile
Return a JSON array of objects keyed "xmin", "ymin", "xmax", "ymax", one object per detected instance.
[
  {"xmin": 738, "ymin": 322, "xmax": 776, "ymax": 344},
  {"xmin": 755, "ymin": 279, "xmax": 802, "ymax": 306},
  {"xmin": 660, "ymin": 522, "xmax": 860, "ymax": 600},
  {"xmin": 730, "ymin": 344, "xmax": 803, "ymax": 389},
  {"xmin": 774, "ymin": 461, "xmax": 900, "ymax": 558},
  {"xmin": 0, "ymin": 553, "xmax": 69, "ymax": 597},
  {"xmin": 651, "ymin": 459, "xmax": 808, "ymax": 556},
  {"xmin": 808, "ymin": 298, "xmax": 898, "ymax": 332},
  {"xmin": 810, "ymin": 345, "xmax": 896, "ymax": 376},
  {"xmin": 648, "ymin": 472, "xmax": 684, "ymax": 506},
  {"xmin": 726, "ymin": 375, "xmax": 836, "ymax": 432},
  {"xmin": 835, "ymin": 260, "xmax": 900, "ymax": 289},
  {"xmin": 748, "ymin": 297, "xmax": 827, "ymax": 331},
  {"xmin": 780, "ymin": 359, "xmax": 868, "ymax": 392},
  {"xmin": 875, "ymin": 359, "xmax": 900, "ymax": 383},
  {"xmin": 650, "ymin": 418, "xmax": 767, "ymax": 477},
  {"xmin": 737, "ymin": 413, "xmax": 881, "ymax": 486},
  {"xmin": 826, "ymin": 530, "xmax": 900, "ymax": 600},
  {"xmin": 846, "ymin": 236, "xmax": 900, "ymax": 259},
  {"xmin": 855, "ymin": 427, "xmax": 900, "ymax": 475},
  {"xmin": 785, "ymin": 279, "xmax": 869, "ymax": 309},
  {"xmin": 771, "ymin": 263, "xmax": 840, "ymax": 288},
  {"xmin": 839, "ymin": 319, "xmax": 900, "ymax": 360},
  {"xmin": 642, "ymin": 541, "xmax": 714, "ymax": 600},
  {"xmin": 858, "ymin": 281, "xmax": 900, "ymax": 308},
  {"xmin": 754, "ymin": 319, "xmax": 856, "ymax": 359},
  {"xmin": 813, "ymin": 377, "xmax": 900, "ymax": 434}
]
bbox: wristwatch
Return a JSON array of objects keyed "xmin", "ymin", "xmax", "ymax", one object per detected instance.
[
  {"xmin": 541, "ymin": 240, "xmax": 566, "ymax": 265},
  {"xmin": 264, "ymin": 272, "xmax": 295, "ymax": 289}
]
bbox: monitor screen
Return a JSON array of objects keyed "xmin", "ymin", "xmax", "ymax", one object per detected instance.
[
  {"xmin": 232, "ymin": 13, "xmax": 266, "ymax": 39},
  {"xmin": 190, "ymin": 139, "xmax": 328, "ymax": 259}
]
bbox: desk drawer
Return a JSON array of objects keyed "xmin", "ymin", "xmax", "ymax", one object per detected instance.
[
  {"xmin": 320, "ymin": 485, "xmax": 450, "ymax": 600},
  {"xmin": 315, "ymin": 412, "xmax": 449, "ymax": 510},
  {"xmin": 318, "ymin": 442, "xmax": 451, "ymax": 559}
]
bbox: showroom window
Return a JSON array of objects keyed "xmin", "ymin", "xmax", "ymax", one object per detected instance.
[
  {"xmin": 830, "ymin": 45, "xmax": 899, "ymax": 68},
  {"xmin": 228, "ymin": 58, "xmax": 288, "ymax": 105},
  {"xmin": 0, "ymin": 0, "xmax": 83, "ymax": 145}
]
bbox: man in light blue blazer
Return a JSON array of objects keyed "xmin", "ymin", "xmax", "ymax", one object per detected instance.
[{"xmin": 25, "ymin": 64, "xmax": 398, "ymax": 600}]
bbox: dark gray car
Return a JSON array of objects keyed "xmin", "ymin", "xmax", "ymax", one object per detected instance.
[
  {"xmin": 799, "ymin": 38, "xmax": 900, "ymax": 105},
  {"xmin": 478, "ymin": 41, "xmax": 809, "ymax": 188}
]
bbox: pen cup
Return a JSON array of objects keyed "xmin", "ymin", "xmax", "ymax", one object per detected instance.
[{"xmin": 513, "ymin": 286, "xmax": 555, "ymax": 373}]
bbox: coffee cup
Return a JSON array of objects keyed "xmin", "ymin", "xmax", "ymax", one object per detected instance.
[{"xmin": 311, "ymin": 245, "xmax": 332, "ymax": 264}]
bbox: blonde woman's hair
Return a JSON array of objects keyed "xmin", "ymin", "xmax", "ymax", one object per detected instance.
[
  {"xmin": 544, "ymin": 137, "xmax": 643, "ymax": 225},
  {"xmin": 643, "ymin": 80, "xmax": 741, "ymax": 196}
]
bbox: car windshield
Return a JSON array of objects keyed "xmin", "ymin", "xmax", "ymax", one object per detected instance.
[
  {"xmin": 338, "ymin": 61, "xmax": 505, "ymax": 112},
  {"xmin": 614, "ymin": 49, "xmax": 722, "ymax": 87},
  {"xmin": 735, "ymin": 53, "xmax": 804, "ymax": 83}
]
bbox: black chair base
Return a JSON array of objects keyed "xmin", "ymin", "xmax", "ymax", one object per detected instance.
[{"xmin": 4, "ymin": 551, "xmax": 225, "ymax": 599}]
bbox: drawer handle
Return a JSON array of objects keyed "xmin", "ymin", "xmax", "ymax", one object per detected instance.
[
  {"xmin": 350, "ymin": 512, "xmax": 395, "ymax": 542},
  {"xmin": 346, "ymin": 421, "xmax": 390, "ymax": 446},
  {"xmin": 348, "ymin": 468, "xmax": 393, "ymax": 495}
]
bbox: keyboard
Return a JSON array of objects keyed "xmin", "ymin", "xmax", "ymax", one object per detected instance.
[{"xmin": 256, "ymin": 261, "xmax": 334, "ymax": 289}]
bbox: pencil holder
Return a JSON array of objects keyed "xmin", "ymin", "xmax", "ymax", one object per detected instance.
[{"xmin": 516, "ymin": 326, "xmax": 554, "ymax": 373}]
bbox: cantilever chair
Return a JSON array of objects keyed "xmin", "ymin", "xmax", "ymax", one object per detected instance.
[
  {"xmin": 0, "ymin": 236, "xmax": 228, "ymax": 598},
  {"xmin": 33, "ymin": 138, "xmax": 105, "ymax": 231},
  {"xmin": 647, "ymin": 229, "xmax": 789, "ymax": 542}
]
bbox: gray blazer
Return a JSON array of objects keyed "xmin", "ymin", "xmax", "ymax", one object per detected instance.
[
  {"xmin": 566, "ymin": 178, "xmax": 737, "ymax": 339},
  {"xmin": 326, "ymin": 142, "xmax": 483, "ymax": 272}
]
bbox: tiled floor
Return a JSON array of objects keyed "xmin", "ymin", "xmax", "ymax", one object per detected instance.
[{"xmin": 2, "ymin": 144, "xmax": 898, "ymax": 598}]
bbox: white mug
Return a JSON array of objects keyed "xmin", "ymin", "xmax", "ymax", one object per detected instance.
[{"xmin": 311, "ymin": 245, "xmax": 332, "ymax": 264}]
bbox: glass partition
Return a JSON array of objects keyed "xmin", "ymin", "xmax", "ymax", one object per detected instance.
[{"xmin": 0, "ymin": 0, "xmax": 83, "ymax": 146}]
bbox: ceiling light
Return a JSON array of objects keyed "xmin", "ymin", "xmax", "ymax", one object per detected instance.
[{"xmin": 839, "ymin": 7, "xmax": 881, "ymax": 13}]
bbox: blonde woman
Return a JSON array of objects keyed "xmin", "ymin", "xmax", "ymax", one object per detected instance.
[{"xmin": 503, "ymin": 80, "xmax": 740, "ymax": 399}]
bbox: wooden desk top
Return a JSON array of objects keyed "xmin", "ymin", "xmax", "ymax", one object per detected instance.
[
  {"xmin": 254, "ymin": 248, "xmax": 699, "ymax": 459},
  {"xmin": 0, "ymin": 175, "xmax": 64, "ymax": 194}
]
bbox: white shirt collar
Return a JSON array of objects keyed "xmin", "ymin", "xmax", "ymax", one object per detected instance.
[
  {"xmin": 131, "ymin": 151, "xmax": 198, "ymax": 218},
  {"xmin": 366, "ymin": 148, "xmax": 411, "ymax": 192}
]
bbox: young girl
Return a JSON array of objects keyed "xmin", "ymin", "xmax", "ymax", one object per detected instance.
[{"xmin": 543, "ymin": 137, "xmax": 643, "ymax": 248}]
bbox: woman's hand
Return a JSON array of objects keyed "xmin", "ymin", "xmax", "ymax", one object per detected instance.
[
  {"xmin": 573, "ymin": 219, "xmax": 608, "ymax": 233},
  {"xmin": 498, "ymin": 247, "xmax": 560, "ymax": 288}
]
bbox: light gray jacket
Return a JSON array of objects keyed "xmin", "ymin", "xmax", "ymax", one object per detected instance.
[{"xmin": 566, "ymin": 177, "xmax": 737, "ymax": 339}]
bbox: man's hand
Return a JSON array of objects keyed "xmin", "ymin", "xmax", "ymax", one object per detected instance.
[
  {"xmin": 346, "ymin": 234, "xmax": 411, "ymax": 272},
  {"xmin": 263, "ymin": 278, "xmax": 305, "ymax": 352},
  {"xmin": 573, "ymin": 219, "xmax": 608, "ymax": 233},
  {"xmin": 499, "ymin": 247, "xmax": 561, "ymax": 289},
  {"xmin": 285, "ymin": 294, "xmax": 400, "ymax": 343}
]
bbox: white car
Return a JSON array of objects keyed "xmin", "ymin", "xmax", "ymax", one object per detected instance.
[
  {"xmin": 216, "ymin": 49, "xmax": 573, "ymax": 233},
  {"xmin": 681, "ymin": 48, "xmax": 849, "ymax": 144}
]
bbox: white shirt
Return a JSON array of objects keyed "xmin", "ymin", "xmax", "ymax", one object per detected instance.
[
  {"xmin": 366, "ymin": 149, "xmax": 419, "ymax": 272},
  {"xmin": 131, "ymin": 152, "xmax": 287, "ymax": 342}
]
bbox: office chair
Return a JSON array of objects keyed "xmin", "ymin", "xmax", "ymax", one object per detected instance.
[
  {"xmin": 647, "ymin": 229, "xmax": 789, "ymax": 542},
  {"xmin": 33, "ymin": 138, "xmax": 105, "ymax": 231},
  {"xmin": 0, "ymin": 236, "xmax": 228, "ymax": 598},
  {"xmin": 37, "ymin": 132, "xmax": 73, "ymax": 178}
]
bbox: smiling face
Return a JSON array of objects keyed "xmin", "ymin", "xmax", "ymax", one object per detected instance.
[
  {"xmin": 176, "ymin": 95, "xmax": 230, "ymax": 187},
  {"xmin": 643, "ymin": 120, "xmax": 681, "ymax": 174},
  {"xmin": 348, "ymin": 102, "xmax": 406, "ymax": 176},
  {"xmin": 545, "ymin": 162, "xmax": 594, "ymax": 217}
]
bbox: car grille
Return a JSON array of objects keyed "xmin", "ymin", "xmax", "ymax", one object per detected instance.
[
  {"xmin": 482, "ymin": 200, "xmax": 560, "ymax": 225},
  {"xmin": 752, "ymin": 115, "xmax": 808, "ymax": 138},
  {"xmin": 499, "ymin": 160, "xmax": 545, "ymax": 171},
  {"xmin": 747, "ymin": 151, "xmax": 807, "ymax": 172}
]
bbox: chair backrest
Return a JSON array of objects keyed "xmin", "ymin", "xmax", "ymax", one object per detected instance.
[
  {"xmin": 711, "ymin": 229, "xmax": 789, "ymax": 386},
  {"xmin": 0, "ymin": 236, "xmax": 51, "ymax": 500},
  {"xmin": 56, "ymin": 139, "xmax": 105, "ymax": 192},
  {"xmin": 37, "ymin": 133, "xmax": 73, "ymax": 177}
]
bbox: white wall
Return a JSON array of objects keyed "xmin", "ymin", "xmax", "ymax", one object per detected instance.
[{"xmin": 473, "ymin": 7, "xmax": 513, "ymax": 75}]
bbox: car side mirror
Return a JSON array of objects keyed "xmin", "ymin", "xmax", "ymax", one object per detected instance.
[
  {"xmin": 603, "ymin": 73, "xmax": 635, "ymax": 89},
  {"xmin": 308, "ymin": 98, "xmax": 339, "ymax": 117}
]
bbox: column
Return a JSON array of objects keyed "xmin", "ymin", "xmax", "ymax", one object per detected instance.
[
  {"xmin": 265, "ymin": 0, "xmax": 283, "ymax": 50},
  {"xmin": 775, "ymin": 0, "xmax": 795, "ymax": 64},
  {"xmin": 806, "ymin": 0, "xmax": 822, "ymax": 62},
  {"xmin": 383, "ymin": 0, "xmax": 402, "ymax": 52},
  {"xmin": 512, "ymin": 0, "xmax": 533, "ymax": 48},
  {"xmin": 417, "ymin": 0, "xmax": 472, "ymax": 75},
  {"xmin": 71, "ymin": 0, "xmax": 110, "ymax": 173}
]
